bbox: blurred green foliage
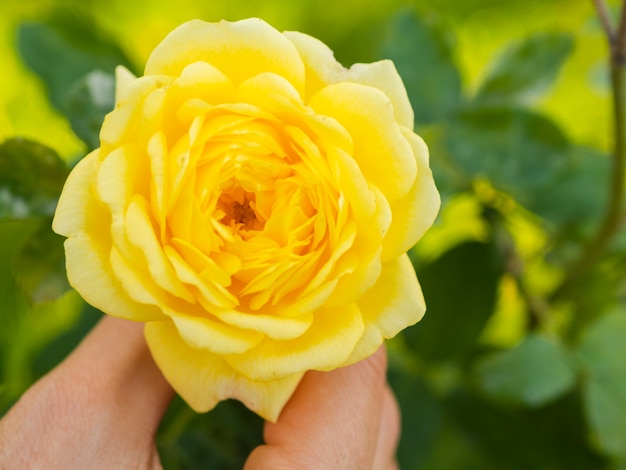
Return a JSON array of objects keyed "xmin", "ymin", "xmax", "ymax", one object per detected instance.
[{"xmin": 2, "ymin": 0, "xmax": 626, "ymax": 468}]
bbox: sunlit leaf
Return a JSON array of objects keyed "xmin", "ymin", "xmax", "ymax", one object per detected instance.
[
  {"xmin": 475, "ymin": 32, "xmax": 574, "ymax": 106},
  {"xmin": 474, "ymin": 334, "xmax": 577, "ymax": 407},
  {"xmin": 381, "ymin": 10, "xmax": 463, "ymax": 125},
  {"xmin": 577, "ymin": 311, "xmax": 626, "ymax": 459},
  {"xmin": 405, "ymin": 240, "xmax": 504, "ymax": 362}
]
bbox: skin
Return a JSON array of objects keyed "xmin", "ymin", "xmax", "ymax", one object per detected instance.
[{"xmin": 0, "ymin": 316, "xmax": 400, "ymax": 469}]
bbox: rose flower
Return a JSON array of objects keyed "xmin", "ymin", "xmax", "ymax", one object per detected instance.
[{"xmin": 52, "ymin": 18, "xmax": 440, "ymax": 421}]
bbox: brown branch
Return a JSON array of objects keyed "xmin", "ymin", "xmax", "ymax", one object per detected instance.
[
  {"xmin": 593, "ymin": 0, "xmax": 616, "ymax": 42},
  {"xmin": 553, "ymin": 1, "xmax": 626, "ymax": 299}
]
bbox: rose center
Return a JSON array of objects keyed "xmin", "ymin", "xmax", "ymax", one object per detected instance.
[{"xmin": 218, "ymin": 189, "xmax": 264, "ymax": 231}]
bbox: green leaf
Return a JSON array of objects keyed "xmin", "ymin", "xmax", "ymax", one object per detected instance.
[
  {"xmin": 157, "ymin": 398, "xmax": 263, "ymax": 469},
  {"xmin": 475, "ymin": 32, "xmax": 574, "ymax": 106},
  {"xmin": 444, "ymin": 107, "xmax": 569, "ymax": 204},
  {"xmin": 381, "ymin": 10, "xmax": 463, "ymax": 125},
  {"xmin": 17, "ymin": 15, "xmax": 132, "ymax": 149},
  {"xmin": 0, "ymin": 220, "xmax": 36, "ymax": 410},
  {"xmin": 405, "ymin": 240, "xmax": 504, "ymax": 362},
  {"xmin": 0, "ymin": 138, "xmax": 68, "ymax": 219},
  {"xmin": 18, "ymin": 18, "xmax": 130, "ymax": 112},
  {"xmin": 523, "ymin": 146, "xmax": 609, "ymax": 227},
  {"xmin": 14, "ymin": 219, "xmax": 69, "ymax": 304},
  {"xmin": 446, "ymin": 390, "xmax": 607, "ymax": 470},
  {"xmin": 577, "ymin": 311, "xmax": 626, "ymax": 459},
  {"xmin": 389, "ymin": 370, "xmax": 443, "ymax": 469},
  {"xmin": 474, "ymin": 334, "xmax": 577, "ymax": 407},
  {"xmin": 64, "ymin": 70, "xmax": 115, "ymax": 150},
  {"xmin": 31, "ymin": 301, "xmax": 101, "ymax": 379}
]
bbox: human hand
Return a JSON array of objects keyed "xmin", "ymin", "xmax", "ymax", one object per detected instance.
[{"xmin": 0, "ymin": 316, "xmax": 399, "ymax": 469}]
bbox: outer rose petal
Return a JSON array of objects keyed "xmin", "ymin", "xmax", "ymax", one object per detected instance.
[
  {"xmin": 346, "ymin": 253, "xmax": 425, "ymax": 364},
  {"xmin": 225, "ymin": 304, "xmax": 365, "ymax": 380},
  {"xmin": 381, "ymin": 129, "xmax": 440, "ymax": 261},
  {"xmin": 114, "ymin": 65, "xmax": 137, "ymax": 104},
  {"xmin": 52, "ymin": 153, "xmax": 164, "ymax": 322},
  {"xmin": 145, "ymin": 320, "xmax": 303, "ymax": 422},
  {"xmin": 284, "ymin": 30, "xmax": 414, "ymax": 128},
  {"xmin": 145, "ymin": 19, "xmax": 305, "ymax": 93},
  {"xmin": 309, "ymin": 82, "xmax": 417, "ymax": 200}
]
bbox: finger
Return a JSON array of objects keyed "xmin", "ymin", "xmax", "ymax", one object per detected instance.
[
  {"xmin": 372, "ymin": 386, "xmax": 401, "ymax": 470},
  {"xmin": 0, "ymin": 315, "xmax": 173, "ymax": 467},
  {"xmin": 245, "ymin": 346, "xmax": 388, "ymax": 470},
  {"xmin": 60, "ymin": 315, "xmax": 175, "ymax": 435}
]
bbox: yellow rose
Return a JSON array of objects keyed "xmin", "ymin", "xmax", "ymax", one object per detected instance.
[{"xmin": 52, "ymin": 18, "xmax": 440, "ymax": 421}]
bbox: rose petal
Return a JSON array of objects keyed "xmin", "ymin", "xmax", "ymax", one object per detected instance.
[
  {"xmin": 225, "ymin": 303, "xmax": 364, "ymax": 380},
  {"xmin": 309, "ymin": 82, "xmax": 417, "ymax": 200},
  {"xmin": 125, "ymin": 195, "xmax": 194, "ymax": 302},
  {"xmin": 53, "ymin": 153, "xmax": 164, "ymax": 322},
  {"xmin": 145, "ymin": 18, "xmax": 305, "ymax": 94},
  {"xmin": 346, "ymin": 61, "xmax": 414, "ymax": 129},
  {"xmin": 102, "ymin": 75, "xmax": 171, "ymax": 147},
  {"xmin": 285, "ymin": 31, "xmax": 414, "ymax": 128},
  {"xmin": 381, "ymin": 129, "xmax": 440, "ymax": 261},
  {"xmin": 167, "ymin": 311, "xmax": 264, "ymax": 355},
  {"xmin": 346, "ymin": 253, "xmax": 425, "ymax": 364},
  {"xmin": 114, "ymin": 65, "xmax": 137, "ymax": 104},
  {"xmin": 216, "ymin": 310, "xmax": 313, "ymax": 340},
  {"xmin": 145, "ymin": 320, "xmax": 302, "ymax": 422}
]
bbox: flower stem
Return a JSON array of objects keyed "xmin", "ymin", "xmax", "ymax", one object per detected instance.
[{"xmin": 553, "ymin": 1, "xmax": 626, "ymax": 299}]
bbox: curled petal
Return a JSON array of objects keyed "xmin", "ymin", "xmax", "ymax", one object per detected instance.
[
  {"xmin": 145, "ymin": 18, "xmax": 305, "ymax": 94},
  {"xmin": 167, "ymin": 311, "xmax": 264, "ymax": 355},
  {"xmin": 225, "ymin": 303, "xmax": 365, "ymax": 380},
  {"xmin": 53, "ymin": 153, "xmax": 164, "ymax": 321},
  {"xmin": 309, "ymin": 82, "xmax": 417, "ymax": 200},
  {"xmin": 382, "ymin": 129, "xmax": 440, "ymax": 261},
  {"xmin": 285, "ymin": 31, "xmax": 414, "ymax": 128},
  {"xmin": 145, "ymin": 320, "xmax": 302, "ymax": 422},
  {"xmin": 347, "ymin": 253, "xmax": 425, "ymax": 364}
]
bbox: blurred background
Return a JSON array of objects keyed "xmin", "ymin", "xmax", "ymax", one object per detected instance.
[{"xmin": 2, "ymin": 0, "xmax": 625, "ymax": 468}]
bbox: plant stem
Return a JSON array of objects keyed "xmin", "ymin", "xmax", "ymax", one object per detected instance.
[
  {"xmin": 594, "ymin": 0, "xmax": 616, "ymax": 41},
  {"xmin": 554, "ymin": 1, "xmax": 626, "ymax": 299}
]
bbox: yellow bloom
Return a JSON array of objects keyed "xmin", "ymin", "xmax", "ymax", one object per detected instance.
[{"xmin": 52, "ymin": 18, "xmax": 440, "ymax": 421}]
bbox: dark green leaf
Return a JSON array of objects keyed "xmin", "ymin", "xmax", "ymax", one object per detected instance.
[
  {"xmin": 389, "ymin": 370, "xmax": 442, "ymax": 469},
  {"xmin": 64, "ymin": 70, "xmax": 115, "ymax": 150},
  {"xmin": 157, "ymin": 398, "xmax": 263, "ymax": 469},
  {"xmin": 0, "ymin": 220, "xmax": 36, "ymax": 411},
  {"xmin": 475, "ymin": 32, "xmax": 574, "ymax": 106},
  {"xmin": 577, "ymin": 311, "xmax": 626, "ymax": 459},
  {"xmin": 14, "ymin": 219, "xmax": 69, "ymax": 304},
  {"xmin": 405, "ymin": 240, "xmax": 503, "ymax": 362},
  {"xmin": 381, "ymin": 10, "xmax": 463, "ymax": 125},
  {"xmin": 444, "ymin": 107, "xmax": 569, "ymax": 204},
  {"xmin": 524, "ymin": 146, "xmax": 609, "ymax": 227},
  {"xmin": 0, "ymin": 138, "xmax": 68, "ymax": 219},
  {"xmin": 447, "ymin": 390, "xmax": 607, "ymax": 470},
  {"xmin": 474, "ymin": 334, "xmax": 576, "ymax": 407},
  {"xmin": 31, "ymin": 302, "xmax": 101, "ymax": 378}
]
